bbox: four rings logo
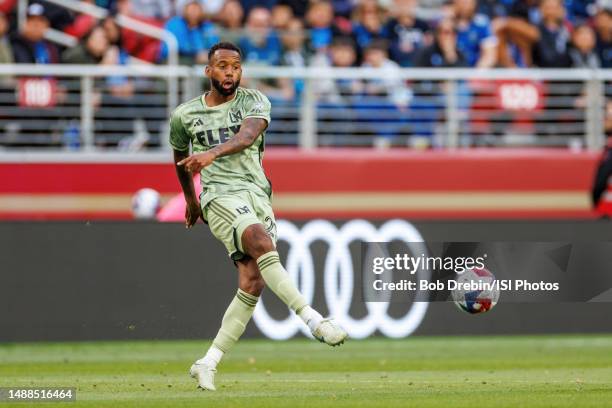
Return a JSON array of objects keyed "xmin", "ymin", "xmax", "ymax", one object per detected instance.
[{"xmin": 253, "ymin": 219, "xmax": 430, "ymax": 340}]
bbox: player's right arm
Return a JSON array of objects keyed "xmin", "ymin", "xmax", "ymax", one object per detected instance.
[{"xmin": 170, "ymin": 109, "xmax": 202, "ymax": 228}]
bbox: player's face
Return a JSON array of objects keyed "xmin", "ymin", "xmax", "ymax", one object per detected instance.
[{"xmin": 206, "ymin": 49, "xmax": 242, "ymax": 96}]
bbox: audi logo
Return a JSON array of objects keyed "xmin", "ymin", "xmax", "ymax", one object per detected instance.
[{"xmin": 253, "ymin": 219, "xmax": 430, "ymax": 339}]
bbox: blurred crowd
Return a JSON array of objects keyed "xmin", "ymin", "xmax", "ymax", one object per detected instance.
[
  {"xmin": 0, "ymin": 0, "xmax": 610, "ymax": 69},
  {"xmin": 0, "ymin": 0, "xmax": 610, "ymax": 148}
]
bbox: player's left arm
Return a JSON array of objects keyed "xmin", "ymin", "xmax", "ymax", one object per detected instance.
[{"xmin": 178, "ymin": 117, "xmax": 268, "ymax": 173}]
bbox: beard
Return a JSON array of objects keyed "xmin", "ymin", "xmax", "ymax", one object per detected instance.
[{"xmin": 211, "ymin": 76, "xmax": 240, "ymax": 96}]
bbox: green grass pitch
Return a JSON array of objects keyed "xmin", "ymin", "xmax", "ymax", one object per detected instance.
[{"xmin": 1, "ymin": 335, "xmax": 611, "ymax": 407}]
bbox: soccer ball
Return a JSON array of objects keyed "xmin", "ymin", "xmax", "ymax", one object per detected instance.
[
  {"xmin": 131, "ymin": 188, "xmax": 161, "ymax": 220},
  {"xmin": 451, "ymin": 267, "xmax": 499, "ymax": 314}
]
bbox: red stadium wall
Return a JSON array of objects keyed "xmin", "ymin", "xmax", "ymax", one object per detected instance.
[{"xmin": 0, "ymin": 148, "xmax": 608, "ymax": 220}]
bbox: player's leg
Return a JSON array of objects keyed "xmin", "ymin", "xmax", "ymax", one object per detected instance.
[
  {"xmin": 237, "ymin": 193, "xmax": 347, "ymax": 346},
  {"xmin": 190, "ymin": 257, "xmax": 263, "ymax": 391}
]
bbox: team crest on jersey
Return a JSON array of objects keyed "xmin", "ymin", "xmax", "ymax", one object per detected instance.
[{"xmin": 229, "ymin": 109, "xmax": 242, "ymax": 123}]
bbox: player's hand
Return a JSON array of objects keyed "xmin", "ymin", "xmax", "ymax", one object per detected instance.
[
  {"xmin": 185, "ymin": 200, "xmax": 203, "ymax": 229},
  {"xmin": 178, "ymin": 152, "xmax": 216, "ymax": 173}
]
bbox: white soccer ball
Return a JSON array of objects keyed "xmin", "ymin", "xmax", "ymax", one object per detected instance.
[
  {"xmin": 451, "ymin": 267, "xmax": 500, "ymax": 314},
  {"xmin": 131, "ymin": 188, "xmax": 161, "ymax": 220}
]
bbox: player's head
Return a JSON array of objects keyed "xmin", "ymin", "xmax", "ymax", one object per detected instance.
[{"xmin": 206, "ymin": 42, "xmax": 242, "ymax": 97}]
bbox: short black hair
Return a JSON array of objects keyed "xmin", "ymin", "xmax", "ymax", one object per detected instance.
[
  {"xmin": 331, "ymin": 36, "xmax": 356, "ymax": 49},
  {"xmin": 364, "ymin": 39, "xmax": 389, "ymax": 53},
  {"xmin": 208, "ymin": 42, "xmax": 242, "ymax": 62}
]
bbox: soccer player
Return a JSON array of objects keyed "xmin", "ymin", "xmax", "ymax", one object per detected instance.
[{"xmin": 170, "ymin": 42, "xmax": 348, "ymax": 391}]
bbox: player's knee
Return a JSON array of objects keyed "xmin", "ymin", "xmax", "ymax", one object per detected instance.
[
  {"xmin": 243, "ymin": 274, "xmax": 265, "ymax": 296},
  {"xmin": 241, "ymin": 224, "xmax": 274, "ymax": 259},
  {"xmin": 238, "ymin": 263, "xmax": 265, "ymax": 296}
]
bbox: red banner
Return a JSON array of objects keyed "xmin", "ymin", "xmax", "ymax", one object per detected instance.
[{"xmin": 0, "ymin": 148, "xmax": 607, "ymax": 220}]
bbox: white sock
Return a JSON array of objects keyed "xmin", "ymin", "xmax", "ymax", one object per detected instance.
[
  {"xmin": 297, "ymin": 305, "xmax": 323, "ymax": 332},
  {"xmin": 197, "ymin": 345, "xmax": 224, "ymax": 369}
]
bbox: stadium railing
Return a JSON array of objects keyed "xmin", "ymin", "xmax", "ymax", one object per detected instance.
[{"xmin": 0, "ymin": 64, "xmax": 609, "ymax": 151}]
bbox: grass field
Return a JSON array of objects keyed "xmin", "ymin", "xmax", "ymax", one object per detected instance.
[{"xmin": 1, "ymin": 335, "xmax": 611, "ymax": 407}]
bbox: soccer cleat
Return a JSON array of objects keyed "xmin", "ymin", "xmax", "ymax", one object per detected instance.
[
  {"xmin": 311, "ymin": 318, "xmax": 348, "ymax": 346},
  {"xmin": 189, "ymin": 362, "xmax": 217, "ymax": 391}
]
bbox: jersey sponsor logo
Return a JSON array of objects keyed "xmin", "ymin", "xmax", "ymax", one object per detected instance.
[
  {"xmin": 194, "ymin": 125, "xmax": 241, "ymax": 146},
  {"xmin": 253, "ymin": 219, "xmax": 430, "ymax": 340}
]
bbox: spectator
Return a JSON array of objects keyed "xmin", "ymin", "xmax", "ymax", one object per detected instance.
[
  {"xmin": 311, "ymin": 36, "xmax": 362, "ymax": 104},
  {"xmin": 413, "ymin": 17, "xmax": 470, "ymax": 140},
  {"xmin": 62, "ymin": 25, "xmax": 110, "ymax": 64},
  {"xmin": 492, "ymin": 10, "xmax": 539, "ymax": 67},
  {"xmin": 593, "ymin": 0, "xmax": 612, "ymax": 68},
  {"xmin": 385, "ymin": 0, "xmax": 431, "ymax": 66},
  {"xmin": 453, "ymin": 0, "xmax": 497, "ymax": 67},
  {"xmin": 531, "ymin": 0, "xmax": 572, "ymax": 67},
  {"xmin": 361, "ymin": 40, "xmax": 411, "ymax": 108},
  {"xmin": 352, "ymin": 0, "xmax": 389, "ymax": 56},
  {"xmin": 100, "ymin": 16, "xmax": 133, "ymax": 87},
  {"xmin": 280, "ymin": 18, "xmax": 310, "ymax": 67},
  {"xmin": 160, "ymin": 0, "xmax": 219, "ymax": 64},
  {"xmin": 278, "ymin": 18, "xmax": 309, "ymax": 101},
  {"xmin": 360, "ymin": 39, "xmax": 412, "ymax": 144},
  {"xmin": 0, "ymin": 11, "xmax": 12, "ymax": 65},
  {"xmin": 414, "ymin": 18, "xmax": 467, "ymax": 67},
  {"xmin": 217, "ymin": 0, "xmax": 244, "ymax": 42},
  {"xmin": 239, "ymin": 6, "xmax": 282, "ymax": 65},
  {"xmin": 101, "ymin": 15, "xmax": 124, "ymax": 52},
  {"xmin": 271, "ymin": 3, "xmax": 293, "ymax": 31},
  {"xmin": 65, "ymin": 25, "xmax": 160, "ymax": 149},
  {"xmin": 305, "ymin": 0, "xmax": 345, "ymax": 53},
  {"xmin": 569, "ymin": 23, "xmax": 600, "ymax": 68},
  {"xmin": 10, "ymin": 3, "xmax": 59, "ymax": 64},
  {"xmin": 62, "ymin": 23, "xmax": 132, "ymax": 100}
]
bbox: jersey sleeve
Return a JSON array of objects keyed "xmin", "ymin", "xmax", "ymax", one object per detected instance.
[
  {"xmin": 244, "ymin": 90, "xmax": 271, "ymax": 125},
  {"xmin": 169, "ymin": 108, "xmax": 190, "ymax": 152}
]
